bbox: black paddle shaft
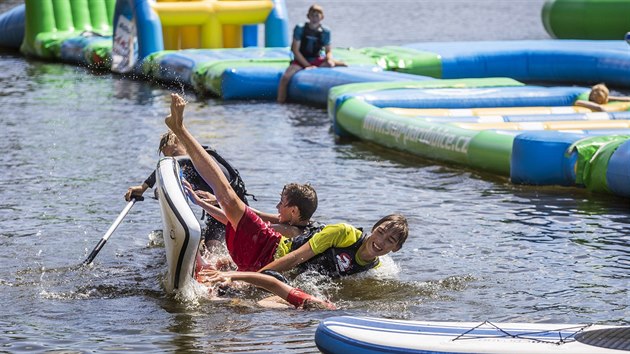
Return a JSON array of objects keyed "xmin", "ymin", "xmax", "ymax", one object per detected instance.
[{"xmin": 82, "ymin": 196, "xmax": 143, "ymax": 265}]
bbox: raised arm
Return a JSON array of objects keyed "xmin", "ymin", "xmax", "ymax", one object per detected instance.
[
  {"xmin": 165, "ymin": 93, "xmax": 247, "ymax": 227},
  {"xmin": 259, "ymin": 242, "xmax": 316, "ymax": 273}
]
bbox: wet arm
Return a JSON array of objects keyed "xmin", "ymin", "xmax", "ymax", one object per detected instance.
[
  {"xmin": 166, "ymin": 94, "xmax": 246, "ymax": 226},
  {"xmin": 227, "ymin": 271, "xmax": 292, "ymax": 298},
  {"xmin": 259, "ymin": 242, "xmax": 316, "ymax": 273}
]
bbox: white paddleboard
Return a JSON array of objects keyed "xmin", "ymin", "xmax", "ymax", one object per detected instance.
[
  {"xmin": 315, "ymin": 316, "xmax": 630, "ymax": 354},
  {"xmin": 156, "ymin": 157, "xmax": 201, "ymax": 292}
]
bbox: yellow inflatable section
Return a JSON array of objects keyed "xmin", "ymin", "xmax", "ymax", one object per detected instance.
[{"xmin": 152, "ymin": 0, "xmax": 273, "ymax": 49}]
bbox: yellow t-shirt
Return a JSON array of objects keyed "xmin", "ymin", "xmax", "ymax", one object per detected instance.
[
  {"xmin": 308, "ymin": 223, "xmax": 363, "ymax": 255},
  {"xmin": 273, "ymin": 223, "xmax": 361, "ymax": 259}
]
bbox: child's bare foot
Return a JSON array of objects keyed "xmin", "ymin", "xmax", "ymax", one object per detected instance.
[{"xmin": 165, "ymin": 93, "xmax": 186, "ymax": 132}]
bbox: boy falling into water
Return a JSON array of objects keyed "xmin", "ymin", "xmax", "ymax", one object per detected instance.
[{"xmin": 165, "ymin": 93, "xmax": 409, "ymax": 278}]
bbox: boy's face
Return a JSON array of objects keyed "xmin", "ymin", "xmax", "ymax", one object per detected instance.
[
  {"xmin": 161, "ymin": 139, "xmax": 186, "ymax": 157},
  {"xmin": 307, "ymin": 10, "xmax": 323, "ymax": 24},
  {"xmin": 363, "ymin": 224, "xmax": 401, "ymax": 259},
  {"xmin": 276, "ymin": 193, "xmax": 299, "ymax": 224},
  {"xmin": 590, "ymin": 87, "xmax": 608, "ymax": 104}
]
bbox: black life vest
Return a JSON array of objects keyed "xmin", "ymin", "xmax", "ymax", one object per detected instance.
[
  {"xmin": 203, "ymin": 147, "xmax": 251, "ymax": 204},
  {"xmin": 290, "ymin": 222, "xmax": 326, "ymax": 251},
  {"xmin": 299, "ymin": 23, "xmax": 325, "ymax": 60},
  {"xmin": 175, "ymin": 147, "xmax": 250, "ymax": 205},
  {"xmin": 294, "ymin": 228, "xmax": 380, "ymax": 278}
]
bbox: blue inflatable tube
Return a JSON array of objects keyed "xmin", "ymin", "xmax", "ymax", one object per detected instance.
[
  {"xmin": 222, "ymin": 66, "xmax": 431, "ymax": 104},
  {"xmin": 222, "ymin": 66, "xmax": 284, "ymax": 100},
  {"xmin": 510, "ymin": 131, "xmax": 582, "ymax": 186},
  {"xmin": 265, "ymin": 0, "xmax": 290, "ymax": 47},
  {"xmin": 351, "ymin": 86, "xmax": 588, "ymax": 109},
  {"xmin": 404, "ymin": 40, "xmax": 630, "ymax": 87},
  {"xmin": 607, "ymin": 139, "xmax": 630, "ymax": 197},
  {"xmin": 0, "ymin": 5, "xmax": 25, "ymax": 49},
  {"xmin": 288, "ymin": 67, "xmax": 433, "ymax": 106},
  {"xmin": 145, "ymin": 48, "xmax": 291, "ymax": 86},
  {"xmin": 149, "ymin": 52, "xmax": 223, "ymax": 86},
  {"xmin": 60, "ymin": 34, "xmax": 111, "ymax": 66}
]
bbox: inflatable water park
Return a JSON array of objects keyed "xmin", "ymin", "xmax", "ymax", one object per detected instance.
[
  {"xmin": 2, "ymin": 1, "xmax": 630, "ymax": 352},
  {"xmin": 0, "ymin": 0, "xmax": 629, "ymax": 201}
]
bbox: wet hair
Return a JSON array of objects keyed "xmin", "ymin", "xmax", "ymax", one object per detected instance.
[
  {"xmin": 371, "ymin": 214, "xmax": 409, "ymax": 251},
  {"xmin": 281, "ymin": 183, "xmax": 318, "ymax": 221},
  {"xmin": 158, "ymin": 131, "xmax": 178, "ymax": 155},
  {"xmin": 308, "ymin": 4, "xmax": 324, "ymax": 16},
  {"xmin": 589, "ymin": 83, "xmax": 609, "ymax": 104}
]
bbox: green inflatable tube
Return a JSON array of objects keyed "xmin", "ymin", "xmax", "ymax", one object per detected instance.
[
  {"xmin": 21, "ymin": 0, "xmax": 114, "ymax": 58},
  {"xmin": 360, "ymin": 46, "xmax": 442, "ymax": 78},
  {"xmin": 571, "ymin": 135, "xmax": 630, "ymax": 189},
  {"xmin": 542, "ymin": 0, "xmax": 630, "ymax": 39},
  {"xmin": 335, "ymin": 98, "xmax": 478, "ymax": 166},
  {"xmin": 21, "ymin": 0, "xmax": 55, "ymax": 55},
  {"xmin": 328, "ymin": 77, "xmax": 525, "ymax": 135},
  {"xmin": 467, "ymin": 130, "xmax": 514, "ymax": 176}
]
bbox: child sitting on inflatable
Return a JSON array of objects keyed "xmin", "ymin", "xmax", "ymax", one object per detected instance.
[
  {"xmin": 166, "ymin": 93, "xmax": 409, "ymax": 278},
  {"xmin": 277, "ymin": 4, "xmax": 346, "ymax": 103},
  {"xmin": 575, "ymin": 83, "xmax": 630, "ymax": 112}
]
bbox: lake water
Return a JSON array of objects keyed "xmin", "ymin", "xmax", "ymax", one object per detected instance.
[{"xmin": 0, "ymin": 0, "xmax": 628, "ymax": 353}]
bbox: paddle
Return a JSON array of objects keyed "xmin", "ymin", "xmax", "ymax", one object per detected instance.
[{"xmin": 82, "ymin": 196, "xmax": 143, "ymax": 265}]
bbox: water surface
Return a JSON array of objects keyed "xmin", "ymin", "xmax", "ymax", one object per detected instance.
[{"xmin": 1, "ymin": 0, "xmax": 629, "ymax": 352}]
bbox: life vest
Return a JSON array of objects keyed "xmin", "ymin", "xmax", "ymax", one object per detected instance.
[
  {"xmin": 176, "ymin": 147, "xmax": 251, "ymax": 205},
  {"xmin": 290, "ymin": 222, "xmax": 326, "ymax": 251},
  {"xmin": 294, "ymin": 228, "xmax": 380, "ymax": 278},
  {"xmin": 204, "ymin": 147, "xmax": 251, "ymax": 204},
  {"xmin": 299, "ymin": 23, "xmax": 325, "ymax": 60}
]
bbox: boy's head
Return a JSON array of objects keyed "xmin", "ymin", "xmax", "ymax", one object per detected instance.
[
  {"xmin": 589, "ymin": 83, "xmax": 609, "ymax": 104},
  {"xmin": 307, "ymin": 4, "xmax": 324, "ymax": 19},
  {"xmin": 371, "ymin": 214, "xmax": 409, "ymax": 252},
  {"xmin": 158, "ymin": 131, "xmax": 186, "ymax": 156},
  {"xmin": 280, "ymin": 183, "xmax": 318, "ymax": 222}
]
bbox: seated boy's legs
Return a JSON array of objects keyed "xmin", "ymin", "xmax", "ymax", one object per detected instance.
[
  {"xmin": 226, "ymin": 207, "xmax": 282, "ymax": 271},
  {"xmin": 277, "ymin": 63, "xmax": 303, "ymax": 103}
]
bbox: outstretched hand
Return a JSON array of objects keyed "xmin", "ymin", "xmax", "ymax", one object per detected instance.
[
  {"xmin": 197, "ymin": 269, "xmax": 232, "ymax": 285},
  {"xmin": 183, "ymin": 180, "xmax": 219, "ymax": 206},
  {"xmin": 165, "ymin": 93, "xmax": 187, "ymax": 132}
]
